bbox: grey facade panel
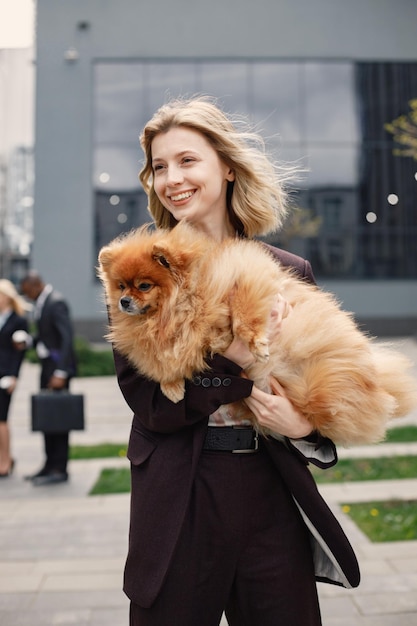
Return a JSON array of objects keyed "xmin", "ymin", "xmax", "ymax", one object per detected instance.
[{"xmin": 34, "ymin": 0, "xmax": 417, "ymax": 338}]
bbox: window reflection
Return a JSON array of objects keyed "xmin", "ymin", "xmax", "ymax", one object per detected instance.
[
  {"xmin": 252, "ymin": 63, "xmax": 301, "ymax": 143},
  {"xmin": 304, "ymin": 63, "xmax": 359, "ymax": 143},
  {"xmin": 93, "ymin": 60, "xmax": 417, "ymax": 279}
]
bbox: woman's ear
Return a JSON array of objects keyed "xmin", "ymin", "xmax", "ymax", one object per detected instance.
[{"xmin": 226, "ymin": 169, "xmax": 235, "ymax": 182}]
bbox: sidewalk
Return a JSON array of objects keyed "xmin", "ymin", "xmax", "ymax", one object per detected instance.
[{"xmin": 0, "ymin": 338, "xmax": 417, "ymax": 625}]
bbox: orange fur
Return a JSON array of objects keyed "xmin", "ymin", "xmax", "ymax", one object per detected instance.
[{"xmin": 98, "ymin": 222, "xmax": 417, "ymax": 446}]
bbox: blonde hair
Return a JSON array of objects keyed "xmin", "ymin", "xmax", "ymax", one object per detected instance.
[
  {"xmin": 0, "ymin": 279, "xmax": 31, "ymax": 317},
  {"xmin": 139, "ymin": 96, "xmax": 296, "ymax": 238}
]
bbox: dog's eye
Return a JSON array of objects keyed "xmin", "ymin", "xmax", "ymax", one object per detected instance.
[
  {"xmin": 138, "ymin": 283, "xmax": 152, "ymax": 292},
  {"xmin": 118, "ymin": 282, "xmax": 125, "ymax": 291}
]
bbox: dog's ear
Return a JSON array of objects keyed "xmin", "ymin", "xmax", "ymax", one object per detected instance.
[
  {"xmin": 98, "ymin": 247, "xmax": 114, "ymax": 269},
  {"xmin": 152, "ymin": 249, "xmax": 171, "ymax": 269},
  {"xmin": 152, "ymin": 243, "xmax": 192, "ymax": 282},
  {"xmin": 152, "ymin": 243, "xmax": 178, "ymax": 269}
]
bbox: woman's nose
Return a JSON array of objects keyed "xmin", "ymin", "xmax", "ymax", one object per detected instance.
[{"xmin": 166, "ymin": 165, "xmax": 184, "ymax": 185}]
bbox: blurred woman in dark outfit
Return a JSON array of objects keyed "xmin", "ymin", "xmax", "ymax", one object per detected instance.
[{"xmin": 0, "ymin": 279, "xmax": 29, "ymax": 477}]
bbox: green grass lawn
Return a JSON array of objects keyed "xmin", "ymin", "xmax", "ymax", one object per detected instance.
[
  {"xmin": 341, "ymin": 500, "xmax": 417, "ymax": 542},
  {"xmin": 384, "ymin": 425, "xmax": 417, "ymax": 443},
  {"xmin": 70, "ymin": 442, "xmax": 127, "ymax": 460},
  {"xmin": 311, "ymin": 455, "xmax": 417, "ymax": 484},
  {"xmin": 89, "ymin": 467, "xmax": 130, "ymax": 495}
]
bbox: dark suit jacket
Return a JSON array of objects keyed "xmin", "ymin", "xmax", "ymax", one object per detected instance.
[
  {"xmin": 0, "ymin": 311, "xmax": 28, "ymax": 378},
  {"xmin": 35, "ymin": 290, "xmax": 76, "ymax": 382},
  {"xmin": 115, "ymin": 246, "xmax": 360, "ymax": 607}
]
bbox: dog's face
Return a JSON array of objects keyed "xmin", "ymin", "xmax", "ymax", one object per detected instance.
[
  {"xmin": 98, "ymin": 222, "xmax": 212, "ymax": 321},
  {"xmin": 99, "ymin": 247, "xmax": 175, "ymax": 317},
  {"xmin": 98, "ymin": 226, "xmax": 202, "ymax": 317}
]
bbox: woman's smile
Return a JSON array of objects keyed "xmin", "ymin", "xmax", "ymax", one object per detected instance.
[
  {"xmin": 168, "ymin": 189, "xmax": 196, "ymax": 203},
  {"xmin": 151, "ymin": 126, "xmax": 234, "ymax": 238}
]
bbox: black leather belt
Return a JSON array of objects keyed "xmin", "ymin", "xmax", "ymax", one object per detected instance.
[{"xmin": 203, "ymin": 426, "xmax": 259, "ymax": 453}]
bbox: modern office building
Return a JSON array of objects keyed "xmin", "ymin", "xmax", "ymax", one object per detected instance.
[
  {"xmin": 34, "ymin": 0, "xmax": 417, "ymax": 340},
  {"xmin": 0, "ymin": 47, "xmax": 34, "ymax": 282}
]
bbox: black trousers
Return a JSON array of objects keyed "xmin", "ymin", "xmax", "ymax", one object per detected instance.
[
  {"xmin": 129, "ymin": 444, "xmax": 321, "ymax": 626},
  {"xmin": 40, "ymin": 358, "xmax": 70, "ymax": 474},
  {"xmin": 42, "ymin": 431, "xmax": 69, "ymax": 473}
]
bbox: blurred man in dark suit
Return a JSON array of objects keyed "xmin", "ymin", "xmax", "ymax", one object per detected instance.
[{"xmin": 19, "ymin": 271, "xmax": 77, "ymax": 485}]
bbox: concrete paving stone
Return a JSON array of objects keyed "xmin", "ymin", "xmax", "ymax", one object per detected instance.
[
  {"xmin": 33, "ymin": 557, "xmax": 125, "ymax": 575},
  {"xmin": 389, "ymin": 556, "xmax": 417, "ymax": 573},
  {"xmin": 30, "ymin": 589, "xmax": 127, "ymax": 611},
  {"xmin": 89, "ymin": 607, "xmax": 129, "ymax": 625},
  {"xmin": 0, "ymin": 574, "xmax": 43, "ymax": 594},
  {"xmin": 359, "ymin": 539, "xmax": 417, "ymax": 559},
  {"xmin": 0, "ymin": 609, "xmax": 65, "ymax": 626},
  {"xmin": 319, "ymin": 478, "xmax": 417, "ymax": 504},
  {"xmin": 318, "ymin": 615, "xmax": 417, "ymax": 626},
  {"xmin": 352, "ymin": 572, "xmax": 417, "ymax": 594},
  {"xmin": 0, "ymin": 341, "xmax": 416, "ymax": 626},
  {"xmin": 354, "ymin": 590, "xmax": 417, "ymax": 615},
  {"xmin": 319, "ymin": 594, "xmax": 361, "ymax": 619},
  {"xmin": 376, "ymin": 617, "xmax": 417, "ymax": 626},
  {"xmin": 356, "ymin": 558, "xmax": 396, "ymax": 576},
  {"xmin": 0, "ymin": 593, "xmax": 34, "ymax": 612},
  {"xmin": 42, "ymin": 572, "xmax": 122, "ymax": 592},
  {"xmin": 338, "ymin": 441, "xmax": 417, "ymax": 459},
  {"xmin": 0, "ymin": 562, "xmax": 38, "ymax": 576},
  {"xmin": 51, "ymin": 609, "xmax": 92, "ymax": 625}
]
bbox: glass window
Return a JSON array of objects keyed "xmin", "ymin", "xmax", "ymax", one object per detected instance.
[
  {"xmin": 252, "ymin": 62, "xmax": 302, "ymax": 144},
  {"xmin": 93, "ymin": 60, "xmax": 417, "ymax": 279},
  {"xmin": 304, "ymin": 62, "xmax": 360, "ymax": 143}
]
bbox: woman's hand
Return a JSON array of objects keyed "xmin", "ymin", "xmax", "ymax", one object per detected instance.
[
  {"xmin": 244, "ymin": 377, "xmax": 313, "ymax": 439},
  {"xmin": 5, "ymin": 376, "xmax": 17, "ymax": 394}
]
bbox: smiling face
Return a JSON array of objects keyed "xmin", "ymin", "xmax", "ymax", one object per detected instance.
[{"xmin": 151, "ymin": 127, "xmax": 235, "ymax": 240}]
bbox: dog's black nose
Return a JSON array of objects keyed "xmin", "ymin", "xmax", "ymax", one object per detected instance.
[{"xmin": 120, "ymin": 296, "xmax": 131, "ymax": 310}]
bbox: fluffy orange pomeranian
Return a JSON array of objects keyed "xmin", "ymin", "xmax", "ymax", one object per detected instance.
[{"xmin": 98, "ymin": 221, "xmax": 417, "ymax": 446}]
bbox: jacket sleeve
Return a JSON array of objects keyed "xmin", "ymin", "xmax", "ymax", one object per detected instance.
[
  {"xmin": 114, "ymin": 349, "xmax": 253, "ymax": 434},
  {"xmin": 49, "ymin": 300, "xmax": 75, "ymax": 374},
  {"xmin": 285, "ymin": 434, "xmax": 338, "ymax": 468}
]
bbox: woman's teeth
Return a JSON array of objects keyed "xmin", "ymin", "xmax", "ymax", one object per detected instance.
[{"xmin": 170, "ymin": 191, "xmax": 194, "ymax": 201}]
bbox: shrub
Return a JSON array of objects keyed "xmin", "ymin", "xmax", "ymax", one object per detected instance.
[{"xmin": 25, "ymin": 336, "xmax": 115, "ymax": 377}]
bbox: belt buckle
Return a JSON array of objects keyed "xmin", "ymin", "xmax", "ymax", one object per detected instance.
[{"xmin": 232, "ymin": 428, "xmax": 259, "ymax": 454}]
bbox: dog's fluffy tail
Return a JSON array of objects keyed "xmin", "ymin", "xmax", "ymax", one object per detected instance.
[{"xmin": 371, "ymin": 343, "xmax": 417, "ymax": 419}]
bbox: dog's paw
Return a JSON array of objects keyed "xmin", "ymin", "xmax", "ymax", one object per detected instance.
[
  {"xmin": 252, "ymin": 337, "xmax": 270, "ymax": 363},
  {"xmin": 161, "ymin": 380, "xmax": 186, "ymax": 403}
]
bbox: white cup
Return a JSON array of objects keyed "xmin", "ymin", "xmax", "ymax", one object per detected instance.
[
  {"xmin": 0, "ymin": 376, "xmax": 13, "ymax": 389},
  {"xmin": 12, "ymin": 330, "xmax": 29, "ymax": 344}
]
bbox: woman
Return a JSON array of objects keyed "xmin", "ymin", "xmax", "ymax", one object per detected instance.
[
  {"xmin": 0, "ymin": 279, "xmax": 29, "ymax": 477},
  {"xmin": 114, "ymin": 97, "xmax": 360, "ymax": 625}
]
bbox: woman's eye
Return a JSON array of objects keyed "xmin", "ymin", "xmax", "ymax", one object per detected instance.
[{"xmin": 153, "ymin": 164, "xmax": 165, "ymax": 172}]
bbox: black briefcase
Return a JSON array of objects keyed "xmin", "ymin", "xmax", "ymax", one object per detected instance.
[{"xmin": 31, "ymin": 391, "xmax": 85, "ymax": 433}]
